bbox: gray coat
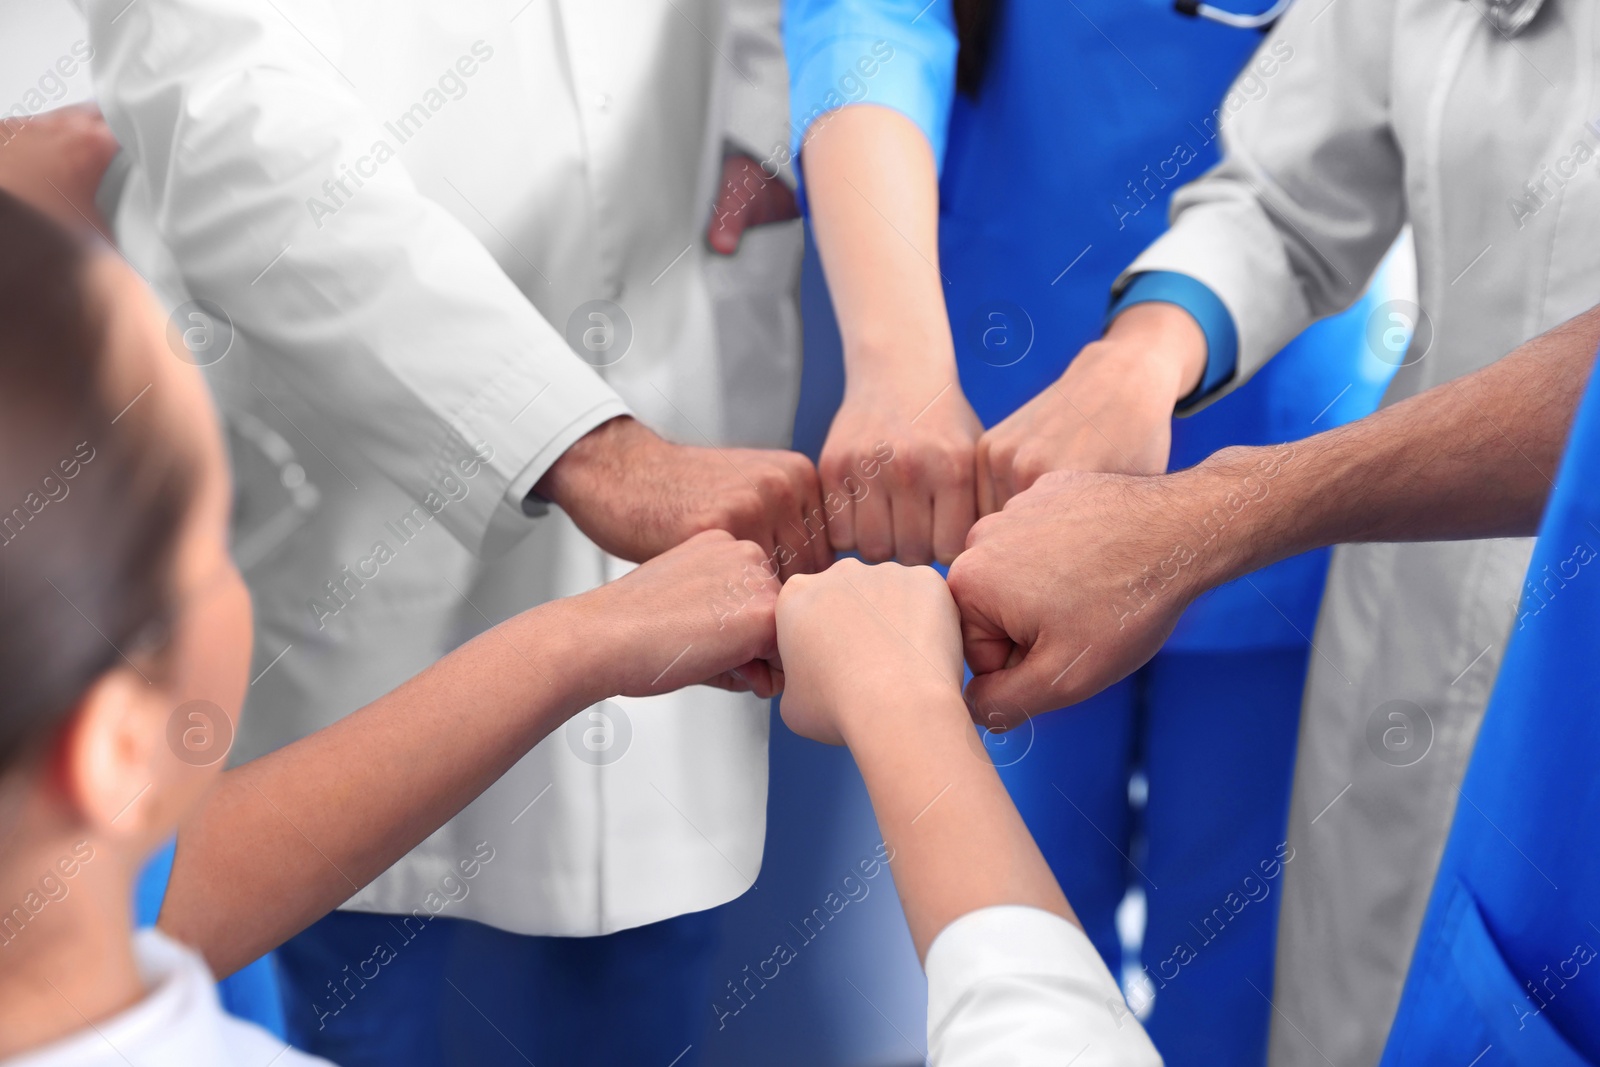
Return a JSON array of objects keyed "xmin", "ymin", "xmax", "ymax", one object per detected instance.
[{"xmin": 1122, "ymin": 0, "xmax": 1598, "ymax": 1062}]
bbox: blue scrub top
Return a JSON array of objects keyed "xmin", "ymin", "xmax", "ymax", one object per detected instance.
[
  {"xmin": 1381, "ymin": 353, "xmax": 1600, "ymax": 1065},
  {"xmin": 785, "ymin": 0, "xmax": 1395, "ymax": 651}
]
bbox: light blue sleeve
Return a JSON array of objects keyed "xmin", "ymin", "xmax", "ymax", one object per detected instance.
[
  {"xmin": 783, "ymin": 0, "xmax": 958, "ymax": 172},
  {"xmin": 1106, "ymin": 271, "xmax": 1241, "ymax": 413}
]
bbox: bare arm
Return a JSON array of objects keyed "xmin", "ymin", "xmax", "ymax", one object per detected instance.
[
  {"xmin": 776, "ymin": 560, "xmax": 1070, "ymax": 960},
  {"xmin": 803, "ymin": 105, "xmax": 981, "ymax": 565},
  {"xmin": 845, "ymin": 677, "xmax": 1073, "ymax": 960},
  {"xmin": 162, "ymin": 532, "xmax": 780, "ymax": 977},
  {"xmin": 776, "ymin": 561, "xmax": 1165, "ymax": 1065},
  {"xmin": 952, "ymin": 305, "xmax": 1600, "ymax": 724}
]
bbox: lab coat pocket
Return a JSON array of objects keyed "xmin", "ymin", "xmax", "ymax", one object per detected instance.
[
  {"xmin": 704, "ymin": 217, "xmax": 803, "ymax": 448},
  {"xmin": 1382, "ymin": 881, "xmax": 1595, "ymax": 1067}
]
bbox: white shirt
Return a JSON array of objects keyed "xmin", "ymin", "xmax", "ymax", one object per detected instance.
[
  {"xmin": 925, "ymin": 907, "xmax": 1163, "ymax": 1067},
  {"xmin": 2, "ymin": 931, "xmax": 332, "ymax": 1067}
]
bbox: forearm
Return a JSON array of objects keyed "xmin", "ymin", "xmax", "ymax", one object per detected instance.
[
  {"xmin": 842, "ymin": 685, "xmax": 1073, "ymax": 962},
  {"xmin": 160, "ymin": 596, "xmax": 608, "ymax": 976},
  {"xmin": 802, "ymin": 105, "xmax": 953, "ymax": 377},
  {"xmin": 1196, "ymin": 305, "xmax": 1600, "ymax": 585}
]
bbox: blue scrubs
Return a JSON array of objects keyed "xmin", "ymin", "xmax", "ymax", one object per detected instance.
[
  {"xmin": 786, "ymin": 2, "xmax": 1392, "ymax": 1063},
  {"xmin": 1381, "ymin": 354, "xmax": 1600, "ymax": 1066}
]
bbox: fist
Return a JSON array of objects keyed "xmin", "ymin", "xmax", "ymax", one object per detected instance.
[
  {"xmin": 975, "ymin": 303, "xmax": 1208, "ymax": 514},
  {"xmin": 0, "ymin": 104, "xmax": 119, "ymax": 235},
  {"xmin": 819, "ymin": 374, "xmax": 981, "ymax": 565},
  {"xmin": 537, "ymin": 417, "xmax": 832, "ymax": 580},
  {"xmin": 586, "ymin": 530, "xmax": 784, "ymax": 699},
  {"xmin": 949, "ymin": 468, "xmax": 1220, "ymax": 730},
  {"xmin": 776, "ymin": 558, "xmax": 962, "ymax": 745}
]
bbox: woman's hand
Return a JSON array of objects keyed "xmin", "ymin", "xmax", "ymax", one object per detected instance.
[
  {"xmin": 776, "ymin": 558, "xmax": 963, "ymax": 745},
  {"xmin": 577, "ymin": 529, "xmax": 785, "ymax": 699},
  {"xmin": 820, "ymin": 364, "xmax": 982, "ymax": 565}
]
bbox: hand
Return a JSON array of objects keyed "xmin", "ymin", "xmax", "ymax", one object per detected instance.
[
  {"xmin": 580, "ymin": 529, "xmax": 784, "ymax": 699},
  {"xmin": 776, "ymin": 558, "xmax": 963, "ymax": 745},
  {"xmin": 0, "ymin": 104, "xmax": 119, "ymax": 235},
  {"xmin": 706, "ymin": 151, "xmax": 799, "ymax": 256},
  {"xmin": 819, "ymin": 368, "xmax": 982, "ymax": 565},
  {"xmin": 974, "ymin": 302, "xmax": 1207, "ymax": 514},
  {"xmin": 536, "ymin": 416, "xmax": 831, "ymax": 580},
  {"xmin": 949, "ymin": 460, "xmax": 1263, "ymax": 730}
]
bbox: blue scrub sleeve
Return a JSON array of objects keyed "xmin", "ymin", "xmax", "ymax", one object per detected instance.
[
  {"xmin": 1106, "ymin": 271, "xmax": 1240, "ymax": 412},
  {"xmin": 783, "ymin": 0, "xmax": 958, "ymax": 171}
]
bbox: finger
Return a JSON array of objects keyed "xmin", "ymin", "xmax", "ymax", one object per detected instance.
[
  {"xmin": 962, "ymin": 646, "xmax": 1060, "ymax": 730},
  {"xmin": 705, "ymin": 660, "xmax": 781, "ymax": 698},
  {"xmin": 991, "ymin": 449, "xmax": 1018, "ymax": 513},
  {"xmin": 960, "ymin": 608, "xmax": 1017, "ymax": 678},
  {"xmin": 707, "ymin": 217, "xmax": 741, "ymax": 256},
  {"xmin": 932, "ymin": 471, "xmax": 977, "ymax": 567},
  {"xmin": 853, "ymin": 467, "xmax": 894, "ymax": 562},
  {"xmin": 791, "ymin": 461, "xmax": 833, "ymax": 576},
  {"xmin": 818, "ymin": 454, "xmax": 858, "ymax": 555},
  {"xmin": 975, "ymin": 439, "xmax": 999, "ymax": 518},
  {"xmin": 891, "ymin": 485, "xmax": 934, "ymax": 566}
]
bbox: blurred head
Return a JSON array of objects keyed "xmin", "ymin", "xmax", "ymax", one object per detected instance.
[{"xmin": 0, "ymin": 190, "xmax": 251, "ymax": 903}]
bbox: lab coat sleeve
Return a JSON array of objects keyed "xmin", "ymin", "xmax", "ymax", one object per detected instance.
[
  {"xmin": 782, "ymin": 0, "xmax": 957, "ymax": 170},
  {"xmin": 925, "ymin": 906, "xmax": 1163, "ymax": 1067},
  {"xmin": 1116, "ymin": 0, "xmax": 1405, "ymax": 412},
  {"xmin": 82, "ymin": 0, "xmax": 632, "ymax": 558}
]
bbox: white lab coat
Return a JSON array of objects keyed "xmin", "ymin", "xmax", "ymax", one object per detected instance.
[
  {"xmin": 1120, "ymin": 1, "xmax": 1600, "ymax": 1063},
  {"xmin": 925, "ymin": 907, "xmax": 1163, "ymax": 1067},
  {"xmin": 86, "ymin": 0, "xmax": 802, "ymax": 936}
]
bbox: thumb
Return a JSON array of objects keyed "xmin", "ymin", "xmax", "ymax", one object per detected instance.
[
  {"xmin": 964, "ymin": 642, "xmax": 1062, "ymax": 732},
  {"xmin": 961, "ymin": 609, "xmax": 1016, "ymax": 678},
  {"xmin": 706, "ymin": 202, "xmax": 743, "ymax": 255}
]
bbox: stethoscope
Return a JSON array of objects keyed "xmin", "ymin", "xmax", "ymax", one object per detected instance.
[
  {"xmin": 1174, "ymin": 0, "xmax": 1545, "ymax": 35},
  {"xmin": 1172, "ymin": 0, "xmax": 1292, "ymax": 30}
]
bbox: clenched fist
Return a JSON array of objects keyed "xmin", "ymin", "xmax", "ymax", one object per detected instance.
[
  {"xmin": 820, "ymin": 370, "xmax": 981, "ymax": 565},
  {"xmin": 776, "ymin": 558, "xmax": 963, "ymax": 745},
  {"xmin": 975, "ymin": 302, "xmax": 1208, "ymax": 514},
  {"xmin": 581, "ymin": 529, "xmax": 785, "ymax": 699},
  {"xmin": 949, "ymin": 459, "xmax": 1268, "ymax": 730},
  {"xmin": 536, "ymin": 416, "xmax": 832, "ymax": 580}
]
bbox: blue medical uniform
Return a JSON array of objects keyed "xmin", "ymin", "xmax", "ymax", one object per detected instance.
[
  {"xmin": 785, "ymin": 2, "xmax": 1393, "ymax": 1063},
  {"xmin": 1380, "ymin": 354, "xmax": 1600, "ymax": 1066}
]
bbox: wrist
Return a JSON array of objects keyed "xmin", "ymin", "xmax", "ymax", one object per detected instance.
[
  {"xmin": 1100, "ymin": 302, "xmax": 1208, "ymax": 402},
  {"xmin": 837, "ymin": 678, "xmax": 969, "ymax": 754},
  {"xmin": 499, "ymin": 596, "xmax": 617, "ymax": 718},
  {"xmin": 841, "ymin": 330, "xmax": 959, "ymax": 389},
  {"xmin": 1177, "ymin": 442, "xmax": 1307, "ymax": 591},
  {"xmin": 535, "ymin": 416, "xmax": 660, "ymax": 511}
]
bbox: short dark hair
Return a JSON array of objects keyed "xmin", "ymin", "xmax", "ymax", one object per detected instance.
[{"xmin": 0, "ymin": 190, "xmax": 196, "ymax": 777}]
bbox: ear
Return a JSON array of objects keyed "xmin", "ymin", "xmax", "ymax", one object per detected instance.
[{"xmin": 53, "ymin": 667, "xmax": 167, "ymax": 838}]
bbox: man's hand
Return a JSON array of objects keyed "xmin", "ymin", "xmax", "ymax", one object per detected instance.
[
  {"xmin": 949, "ymin": 462, "xmax": 1257, "ymax": 730},
  {"xmin": 974, "ymin": 302, "xmax": 1207, "ymax": 514},
  {"xmin": 706, "ymin": 150, "xmax": 799, "ymax": 256},
  {"xmin": 819, "ymin": 367, "xmax": 982, "ymax": 565},
  {"xmin": 777, "ymin": 558, "xmax": 963, "ymax": 745},
  {"xmin": 0, "ymin": 104, "xmax": 119, "ymax": 235},
  {"xmin": 580, "ymin": 529, "xmax": 784, "ymax": 699},
  {"xmin": 535, "ymin": 416, "xmax": 831, "ymax": 580}
]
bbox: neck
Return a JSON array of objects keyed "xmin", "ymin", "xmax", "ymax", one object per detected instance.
[{"xmin": 0, "ymin": 840, "xmax": 144, "ymax": 1059}]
